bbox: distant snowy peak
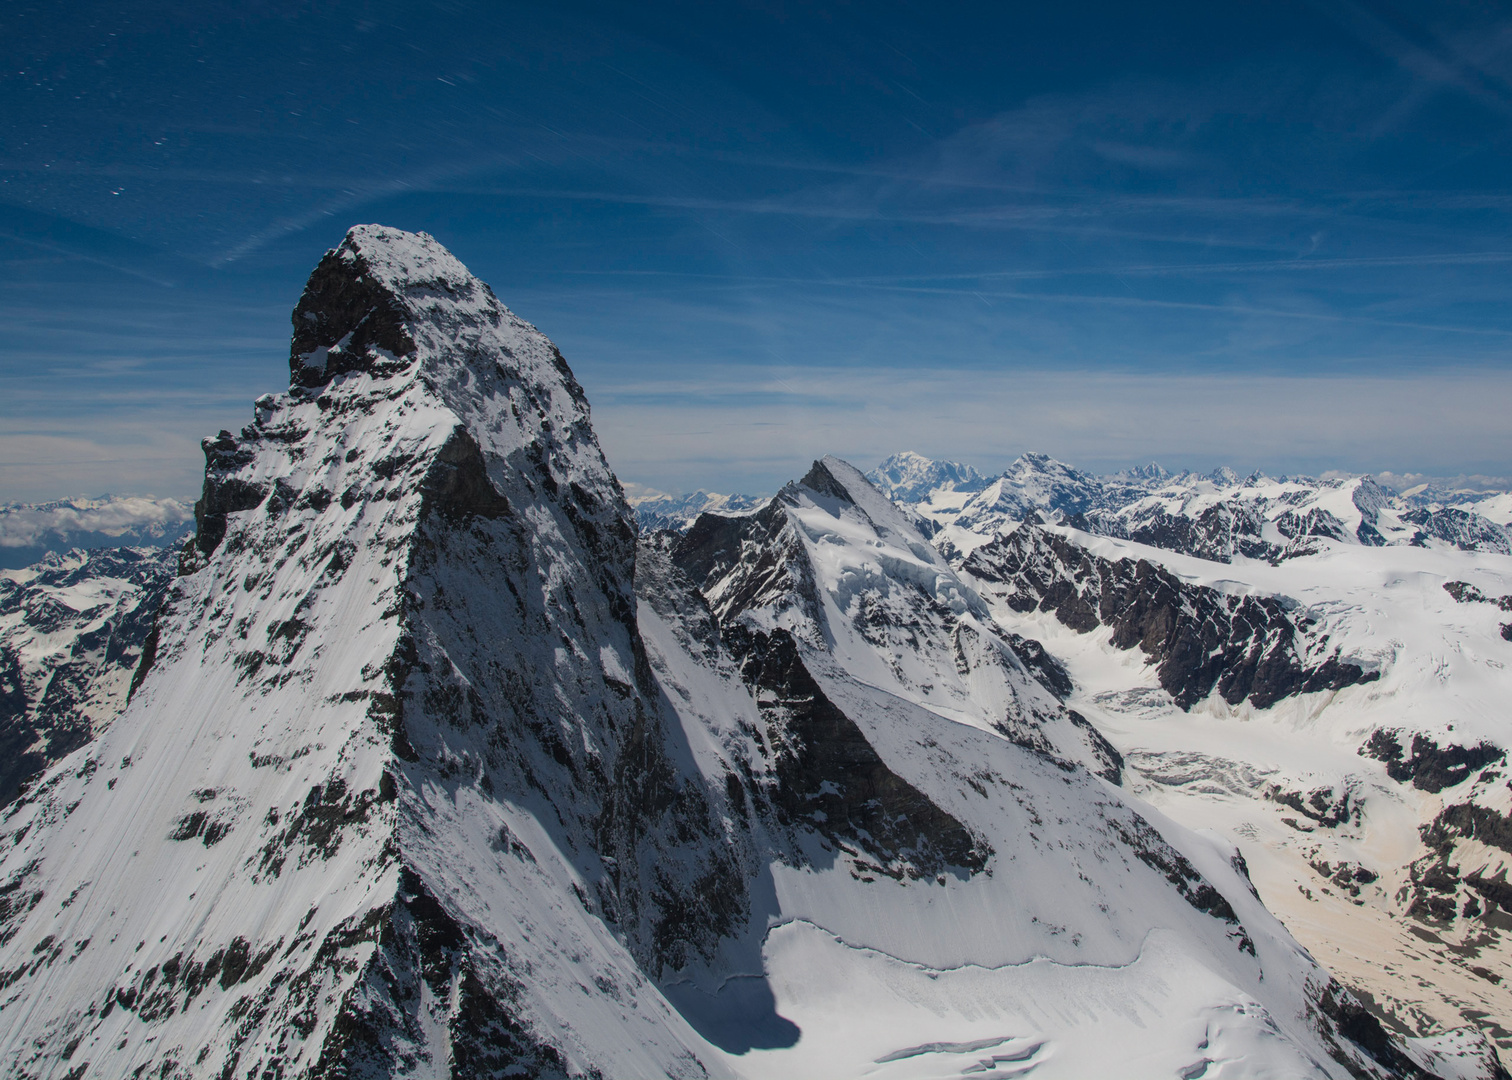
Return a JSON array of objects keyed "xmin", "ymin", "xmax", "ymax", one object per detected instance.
[
  {"xmin": 630, "ymin": 489, "xmax": 765, "ymax": 533},
  {"xmin": 866, "ymin": 450, "xmax": 988, "ymax": 503},
  {"xmin": 1398, "ymin": 483, "xmax": 1512, "ymax": 529},
  {"xmin": 952, "ymin": 452, "xmax": 1107, "ymax": 534},
  {"xmin": 0, "ymin": 495, "xmax": 193, "ymax": 569},
  {"xmin": 1115, "ymin": 462, "xmax": 1171, "ymax": 483},
  {"xmin": 885, "ymin": 449, "xmax": 1512, "ymax": 563}
]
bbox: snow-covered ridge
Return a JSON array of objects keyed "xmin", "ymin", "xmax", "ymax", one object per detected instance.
[
  {"xmin": 673, "ymin": 456, "xmax": 1124, "ymax": 781},
  {"xmin": 631, "ymin": 489, "xmax": 766, "ymax": 533}
]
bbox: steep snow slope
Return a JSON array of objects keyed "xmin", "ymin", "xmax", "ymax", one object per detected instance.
[
  {"xmin": 0, "ymin": 545, "xmax": 176, "ymax": 805},
  {"xmin": 0, "ymin": 230, "xmax": 1492, "ymax": 1079}
]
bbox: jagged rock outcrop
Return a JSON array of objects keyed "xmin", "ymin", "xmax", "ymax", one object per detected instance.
[
  {"xmin": 962, "ymin": 524, "xmax": 1379, "ymax": 710},
  {"xmin": 1362, "ymin": 730, "xmax": 1506, "ymax": 794},
  {"xmin": 0, "ymin": 545, "xmax": 176, "ymax": 805}
]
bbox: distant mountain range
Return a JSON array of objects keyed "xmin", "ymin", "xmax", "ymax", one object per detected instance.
[{"xmin": 634, "ymin": 450, "xmax": 1512, "ymax": 565}]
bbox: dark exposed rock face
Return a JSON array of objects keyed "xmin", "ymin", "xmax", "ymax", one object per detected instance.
[
  {"xmin": 963, "ymin": 525, "xmax": 1378, "ymax": 711},
  {"xmin": 1267, "ymin": 783, "xmax": 1362, "ymax": 829},
  {"xmin": 289, "ymin": 237, "xmax": 418, "ymax": 389},
  {"xmin": 0, "ymin": 546, "xmax": 176, "ymax": 806},
  {"xmin": 193, "ymin": 430, "xmax": 267, "ymax": 557},
  {"xmin": 1085, "ymin": 501, "xmax": 1272, "ymax": 565},
  {"xmin": 999, "ymin": 631, "xmax": 1074, "ymax": 700},
  {"xmin": 1310, "ymin": 980, "xmax": 1442, "ymax": 1080},
  {"xmin": 1361, "ymin": 730, "xmax": 1505, "ymax": 793},
  {"xmin": 1423, "ymin": 802, "xmax": 1512, "ymax": 858},
  {"xmin": 721, "ymin": 623, "xmax": 989, "ymax": 880},
  {"xmin": 1404, "ymin": 508, "xmax": 1512, "ymax": 554},
  {"xmin": 309, "ymin": 869, "xmax": 580, "ymax": 1080},
  {"xmin": 1444, "ymin": 580, "xmax": 1512, "ymax": 611},
  {"xmin": 673, "ymin": 501, "xmax": 800, "ymax": 622}
]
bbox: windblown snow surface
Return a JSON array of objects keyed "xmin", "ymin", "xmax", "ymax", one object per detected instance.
[{"xmin": 0, "ymin": 230, "xmax": 1498, "ymax": 1079}]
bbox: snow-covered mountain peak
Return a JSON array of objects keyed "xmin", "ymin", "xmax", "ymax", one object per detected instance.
[
  {"xmin": 949, "ymin": 451, "xmax": 1105, "ymax": 534},
  {"xmin": 288, "ymin": 225, "xmax": 591, "ymax": 425},
  {"xmin": 788, "ymin": 456, "xmax": 939, "ymax": 549},
  {"xmin": 1118, "ymin": 462, "xmax": 1171, "ymax": 483},
  {"xmin": 866, "ymin": 450, "xmax": 987, "ymax": 502},
  {"xmin": 0, "ymin": 226, "xmax": 708, "ymax": 1078},
  {"xmin": 679, "ymin": 457, "xmax": 1125, "ymax": 780}
]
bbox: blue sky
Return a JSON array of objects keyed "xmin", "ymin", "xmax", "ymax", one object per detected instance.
[{"xmin": 3, "ymin": 0, "xmax": 1511, "ymax": 500}]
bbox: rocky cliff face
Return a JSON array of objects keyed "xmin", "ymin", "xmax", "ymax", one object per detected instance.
[
  {"xmin": 0, "ymin": 228, "xmax": 1488, "ymax": 1080},
  {"xmin": 961, "ymin": 524, "xmax": 1380, "ymax": 710}
]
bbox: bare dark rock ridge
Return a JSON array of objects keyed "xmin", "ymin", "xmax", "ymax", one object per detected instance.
[
  {"xmin": 963, "ymin": 524, "xmax": 1378, "ymax": 711},
  {"xmin": 1362, "ymin": 730, "xmax": 1506, "ymax": 794},
  {"xmin": 720, "ymin": 622, "xmax": 990, "ymax": 879}
]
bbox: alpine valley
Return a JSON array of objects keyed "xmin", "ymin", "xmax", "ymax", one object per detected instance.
[{"xmin": 1, "ymin": 227, "xmax": 1508, "ymax": 1080}]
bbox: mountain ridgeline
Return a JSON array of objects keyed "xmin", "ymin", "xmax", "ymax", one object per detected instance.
[{"xmin": 0, "ymin": 229, "xmax": 1498, "ymax": 1079}]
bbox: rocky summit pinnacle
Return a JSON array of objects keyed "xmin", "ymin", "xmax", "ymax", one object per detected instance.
[{"xmin": 0, "ymin": 227, "xmax": 1494, "ymax": 1080}]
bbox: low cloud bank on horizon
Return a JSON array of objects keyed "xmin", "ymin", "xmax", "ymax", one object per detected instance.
[{"xmin": 0, "ymin": 496, "xmax": 193, "ymax": 548}]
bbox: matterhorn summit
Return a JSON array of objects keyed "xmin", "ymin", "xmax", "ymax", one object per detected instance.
[{"xmin": 0, "ymin": 227, "xmax": 1497, "ymax": 1080}]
